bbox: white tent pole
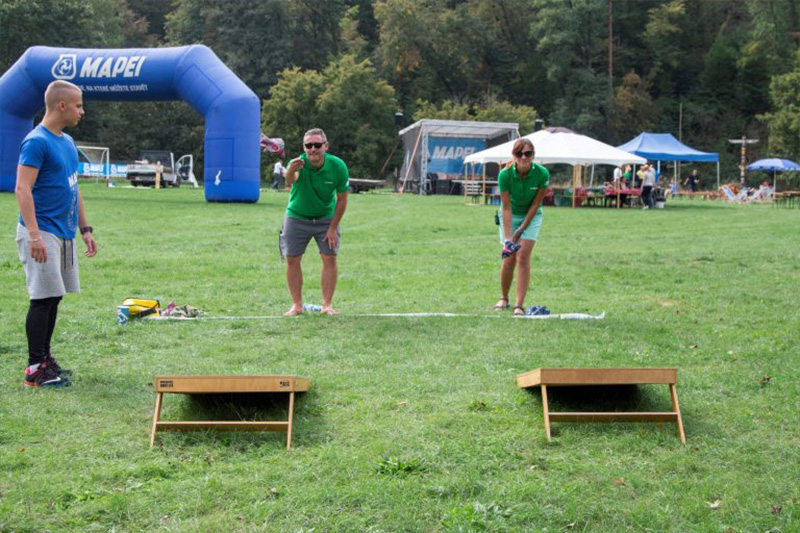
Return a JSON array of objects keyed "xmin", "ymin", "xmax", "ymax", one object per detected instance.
[
  {"xmin": 589, "ymin": 164, "xmax": 595, "ymax": 187},
  {"xmin": 717, "ymin": 162, "xmax": 720, "ymax": 192},
  {"xmin": 464, "ymin": 164, "xmax": 468, "ymax": 203},
  {"xmin": 482, "ymin": 163, "xmax": 487, "ymax": 204}
]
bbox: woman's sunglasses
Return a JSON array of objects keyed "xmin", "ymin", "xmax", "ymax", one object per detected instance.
[
  {"xmin": 515, "ymin": 150, "xmax": 534, "ymax": 158},
  {"xmin": 304, "ymin": 142, "xmax": 325, "ymax": 149}
]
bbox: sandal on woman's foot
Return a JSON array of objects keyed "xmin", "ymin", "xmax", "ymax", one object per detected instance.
[
  {"xmin": 493, "ymin": 298, "xmax": 509, "ymax": 310},
  {"xmin": 513, "ymin": 305, "xmax": 526, "ymax": 316}
]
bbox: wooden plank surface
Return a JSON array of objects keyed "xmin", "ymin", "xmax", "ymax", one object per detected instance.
[
  {"xmin": 517, "ymin": 367, "xmax": 677, "ymax": 387},
  {"xmin": 155, "ymin": 375, "xmax": 311, "ymax": 393},
  {"xmin": 156, "ymin": 421, "xmax": 290, "ymax": 431}
]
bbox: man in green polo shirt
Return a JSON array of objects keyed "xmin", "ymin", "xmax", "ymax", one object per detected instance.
[{"xmin": 280, "ymin": 128, "xmax": 349, "ymax": 315}]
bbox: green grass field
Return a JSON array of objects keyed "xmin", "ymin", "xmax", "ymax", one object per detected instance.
[{"xmin": 1, "ymin": 184, "xmax": 798, "ymax": 532}]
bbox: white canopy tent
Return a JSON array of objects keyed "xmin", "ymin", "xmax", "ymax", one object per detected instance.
[
  {"xmin": 463, "ymin": 128, "xmax": 646, "ymax": 206},
  {"xmin": 464, "ymin": 129, "xmax": 646, "ymax": 166}
]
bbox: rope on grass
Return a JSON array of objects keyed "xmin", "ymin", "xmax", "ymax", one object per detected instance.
[{"xmin": 144, "ymin": 312, "xmax": 605, "ymax": 321}]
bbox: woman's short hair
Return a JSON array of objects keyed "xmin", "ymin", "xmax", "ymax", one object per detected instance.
[{"xmin": 512, "ymin": 138, "xmax": 534, "ymax": 157}]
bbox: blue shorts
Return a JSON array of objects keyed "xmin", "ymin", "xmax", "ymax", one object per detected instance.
[{"xmin": 499, "ymin": 212, "xmax": 543, "ymax": 244}]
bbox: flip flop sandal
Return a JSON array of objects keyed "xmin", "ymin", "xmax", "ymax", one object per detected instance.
[
  {"xmin": 493, "ymin": 298, "xmax": 510, "ymax": 310},
  {"xmin": 513, "ymin": 306, "xmax": 526, "ymax": 316}
]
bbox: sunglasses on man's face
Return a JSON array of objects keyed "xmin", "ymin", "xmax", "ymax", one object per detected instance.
[
  {"xmin": 304, "ymin": 142, "xmax": 325, "ymax": 150},
  {"xmin": 516, "ymin": 150, "xmax": 534, "ymax": 158}
]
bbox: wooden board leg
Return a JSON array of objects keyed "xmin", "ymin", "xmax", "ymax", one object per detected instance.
[
  {"xmin": 286, "ymin": 391, "xmax": 295, "ymax": 450},
  {"xmin": 541, "ymin": 385, "xmax": 552, "ymax": 442},
  {"xmin": 150, "ymin": 392, "xmax": 163, "ymax": 449},
  {"xmin": 669, "ymin": 384, "xmax": 686, "ymax": 444}
]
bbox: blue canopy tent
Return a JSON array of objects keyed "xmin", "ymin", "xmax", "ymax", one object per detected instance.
[
  {"xmin": 746, "ymin": 158, "xmax": 800, "ymax": 192},
  {"xmin": 617, "ymin": 133, "xmax": 720, "ymax": 189}
]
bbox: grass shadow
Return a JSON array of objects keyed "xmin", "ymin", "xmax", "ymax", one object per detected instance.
[
  {"xmin": 522, "ymin": 385, "xmax": 689, "ymax": 440},
  {"xmin": 156, "ymin": 390, "xmax": 323, "ymax": 450},
  {"xmin": 525, "ymin": 385, "xmax": 660, "ymax": 412}
]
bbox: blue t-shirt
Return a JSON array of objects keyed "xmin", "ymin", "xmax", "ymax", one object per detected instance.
[{"xmin": 18, "ymin": 125, "xmax": 80, "ymax": 239}]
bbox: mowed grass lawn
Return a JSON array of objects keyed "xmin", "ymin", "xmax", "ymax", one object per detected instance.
[{"xmin": 1, "ymin": 183, "xmax": 798, "ymax": 532}]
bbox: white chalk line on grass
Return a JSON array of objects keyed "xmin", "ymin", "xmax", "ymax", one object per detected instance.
[{"xmin": 144, "ymin": 312, "xmax": 605, "ymax": 321}]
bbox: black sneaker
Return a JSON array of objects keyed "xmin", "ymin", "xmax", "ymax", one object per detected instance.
[
  {"xmin": 44, "ymin": 353, "xmax": 72, "ymax": 376},
  {"xmin": 24, "ymin": 362, "xmax": 72, "ymax": 388}
]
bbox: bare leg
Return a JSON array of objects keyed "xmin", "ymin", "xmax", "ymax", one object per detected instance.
[
  {"xmin": 513, "ymin": 240, "xmax": 536, "ymax": 314},
  {"xmin": 499, "ymin": 254, "xmax": 516, "ymax": 309},
  {"xmin": 320, "ymin": 253, "xmax": 338, "ymax": 314},
  {"xmin": 284, "ymin": 255, "xmax": 304, "ymax": 315}
]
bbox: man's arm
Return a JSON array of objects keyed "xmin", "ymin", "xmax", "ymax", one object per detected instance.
[
  {"xmin": 77, "ymin": 190, "xmax": 97, "ymax": 257},
  {"xmin": 284, "ymin": 158, "xmax": 305, "ymax": 187},
  {"xmin": 324, "ymin": 191, "xmax": 348, "ymax": 249},
  {"xmin": 15, "ymin": 165, "xmax": 48, "ymax": 263}
]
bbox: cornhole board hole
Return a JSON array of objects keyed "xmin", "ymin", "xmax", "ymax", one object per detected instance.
[
  {"xmin": 516, "ymin": 367, "xmax": 685, "ymax": 443},
  {"xmin": 150, "ymin": 375, "xmax": 310, "ymax": 450}
]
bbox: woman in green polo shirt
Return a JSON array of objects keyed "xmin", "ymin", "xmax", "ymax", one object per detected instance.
[{"xmin": 494, "ymin": 138, "xmax": 550, "ymax": 316}]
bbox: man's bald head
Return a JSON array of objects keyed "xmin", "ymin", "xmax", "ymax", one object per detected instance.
[{"xmin": 45, "ymin": 80, "xmax": 82, "ymax": 111}]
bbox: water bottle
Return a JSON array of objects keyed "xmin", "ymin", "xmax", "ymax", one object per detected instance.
[{"xmin": 302, "ymin": 303, "xmax": 322, "ymax": 313}]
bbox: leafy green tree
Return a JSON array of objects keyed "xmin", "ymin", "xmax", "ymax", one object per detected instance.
[
  {"xmin": 374, "ymin": 0, "xmax": 535, "ymax": 109},
  {"xmin": 412, "ymin": 100, "xmax": 473, "ymax": 122},
  {"xmin": 166, "ymin": 0, "xmax": 294, "ymax": 98},
  {"xmin": 759, "ymin": 51, "xmax": 800, "ymax": 159},
  {"xmin": 414, "ymin": 97, "xmax": 538, "ymax": 133},
  {"xmin": 262, "ymin": 67, "xmax": 326, "ymax": 148},
  {"xmin": 700, "ymin": 32, "xmax": 738, "ymax": 104},
  {"xmin": 0, "ymin": 0, "xmax": 145, "ymax": 73},
  {"xmin": 530, "ymin": 0, "xmax": 608, "ymax": 137},
  {"xmin": 340, "ymin": 6, "xmax": 369, "ymax": 59},
  {"xmin": 609, "ymin": 72, "xmax": 657, "ymax": 142},
  {"xmin": 745, "ymin": 0, "xmax": 800, "ymax": 75},
  {"xmin": 263, "ymin": 55, "xmax": 397, "ymax": 179},
  {"xmin": 642, "ymin": 0, "xmax": 686, "ymax": 97},
  {"xmin": 127, "ymin": 0, "xmax": 176, "ymax": 45}
]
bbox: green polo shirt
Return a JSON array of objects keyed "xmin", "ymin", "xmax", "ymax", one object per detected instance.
[
  {"xmin": 286, "ymin": 153, "xmax": 350, "ymax": 220},
  {"xmin": 497, "ymin": 163, "xmax": 550, "ymax": 216}
]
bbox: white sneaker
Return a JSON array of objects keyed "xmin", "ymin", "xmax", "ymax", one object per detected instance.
[{"xmin": 643, "ymin": 206, "xmax": 649, "ymax": 210}]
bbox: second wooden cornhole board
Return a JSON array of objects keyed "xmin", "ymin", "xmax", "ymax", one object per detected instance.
[
  {"xmin": 150, "ymin": 375, "xmax": 310, "ymax": 450},
  {"xmin": 517, "ymin": 367, "xmax": 685, "ymax": 442}
]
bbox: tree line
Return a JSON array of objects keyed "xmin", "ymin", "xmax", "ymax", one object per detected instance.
[{"xmin": 1, "ymin": 0, "xmax": 798, "ymax": 185}]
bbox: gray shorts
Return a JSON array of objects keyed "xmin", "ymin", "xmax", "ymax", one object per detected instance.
[
  {"xmin": 279, "ymin": 216, "xmax": 339, "ymax": 256},
  {"xmin": 16, "ymin": 224, "xmax": 80, "ymax": 299}
]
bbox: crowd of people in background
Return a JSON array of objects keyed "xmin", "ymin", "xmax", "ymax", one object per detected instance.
[{"xmin": 608, "ymin": 163, "xmax": 707, "ymax": 209}]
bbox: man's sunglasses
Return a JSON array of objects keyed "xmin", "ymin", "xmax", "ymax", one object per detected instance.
[
  {"xmin": 516, "ymin": 150, "xmax": 534, "ymax": 158},
  {"xmin": 304, "ymin": 142, "xmax": 325, "ymax": 149}
]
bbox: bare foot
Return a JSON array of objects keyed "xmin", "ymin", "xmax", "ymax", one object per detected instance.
[
  {"xmin": 284, "ymin": 306, "xmax": 304, "ymax": 316},
  {"xmin": 321, "ymin": 306, "xmax": 338, "ymax": 315}
]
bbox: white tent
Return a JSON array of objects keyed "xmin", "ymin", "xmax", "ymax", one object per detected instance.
[{"xmin": 464, "ymin": 129, "xmax": 646, "ymax": 166}]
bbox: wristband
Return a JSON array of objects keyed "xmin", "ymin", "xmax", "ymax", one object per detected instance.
[
  {"xmin": 29, "ymin": 237, "xmax": 42, "ymax": 243},
  {"xmin": 80, "ymin": 226, "xmax": 93, "ymax": 235}
]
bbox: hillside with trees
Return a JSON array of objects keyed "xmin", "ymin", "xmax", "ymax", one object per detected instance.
[{"xmin": 1, "ymin": 0, "xmax": 798, "ymax": 183}]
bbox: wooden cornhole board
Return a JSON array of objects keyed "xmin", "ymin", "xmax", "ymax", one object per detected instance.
[
  {"xmin": 517, "ymin": 367, "xmax": 685, "ymax": 443},
  {"xmin": 150, "ymin": 375, "xmax": 310, "ymax": 450}
]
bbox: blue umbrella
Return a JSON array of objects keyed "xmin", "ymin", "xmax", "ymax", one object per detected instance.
[{"xmin": 747, "ymin": 158, "xmax": 800, "ymax": 192}]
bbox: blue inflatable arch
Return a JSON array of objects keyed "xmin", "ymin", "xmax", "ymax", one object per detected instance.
[{"xmin": 0, "ymin": 45, "xmax": 260, "ymax": 203}]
